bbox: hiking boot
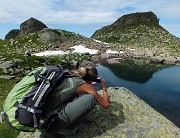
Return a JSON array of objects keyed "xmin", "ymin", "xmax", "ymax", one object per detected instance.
[
  {"xmin": 81, "ymin": 118, "xmax": 93, "ymax": 125},
  {"xmin": 57, "ymin": 127, "xmax": 79, "ymax": 136},
  {"xmin": 39, "ymin": 132, "xmax": 57, "ymax": 138}
]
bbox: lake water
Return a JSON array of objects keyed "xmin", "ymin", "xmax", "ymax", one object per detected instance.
[{"xmin": 95, "ymin": 59, "xmax": 180, "ymax": 128}]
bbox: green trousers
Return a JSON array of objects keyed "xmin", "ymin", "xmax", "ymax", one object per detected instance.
[{"xmin": 45, "ymin": 94, "xmax": 96, "ymax": 133}]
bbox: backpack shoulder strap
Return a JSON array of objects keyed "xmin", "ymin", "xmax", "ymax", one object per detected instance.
[
  {"xmin": 33, "ymin": 69, "xmax": 58, "ymax": 107},
  {"xmin": 0, "ymin": 111, "xmax": 4, "ymax": 123}
]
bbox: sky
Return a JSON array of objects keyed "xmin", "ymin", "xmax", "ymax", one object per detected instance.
[{"xmin": 0, "ymin": 0, "xmax": 180, "ymax": 39}]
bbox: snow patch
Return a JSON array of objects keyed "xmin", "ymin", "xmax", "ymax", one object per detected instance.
[
  {"xmin": 33, "ymin": 45, "xmax": 98, "ymax": 56},
  {"xmin": 106, "ymin": 49, "xmax": 119, "ymax": 54},
  {"xmin": 33, "ymin": 50, "xmax": 69, "ymax": 56},
  {"xmin": 93, "ymin": 39, "xmax": 109, "ymax": 44},
  {"xmin": 70, "ymin": 45, "xmax": 98, "ymax": 54}
]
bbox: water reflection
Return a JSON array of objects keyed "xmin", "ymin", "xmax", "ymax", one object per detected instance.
[
  {"xmin": 96, "ymin": 59, "xmax": 180, "ymax": 128},
  {"xmin": 101, "ymin": 59, "xmax": 171, "ymax": 83}
]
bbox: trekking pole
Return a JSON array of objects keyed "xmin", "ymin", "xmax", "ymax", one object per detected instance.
[
  {"xmin": 32, "ymin": 70, "xmax": 52, "ymax": 101},
  {"xmin": 34, "ymin": 71, "xmax": 56, "ymax": 107}
]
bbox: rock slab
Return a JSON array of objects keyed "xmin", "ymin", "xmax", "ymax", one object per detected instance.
[{"xmin": 17, "ymin": 87, "xmax": 180, "ymax": 138}]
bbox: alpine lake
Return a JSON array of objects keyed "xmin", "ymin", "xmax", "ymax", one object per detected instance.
[
  {"xmin": 0, "ymin": 58, "xmax": 180, "ymax": 138},
  {"xmin": 95, "ymin": 59, "xmax": 180, "ymax": 128}
]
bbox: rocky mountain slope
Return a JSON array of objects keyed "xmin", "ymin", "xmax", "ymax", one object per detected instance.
[
  {"xmin": 2, "ymin": 17, "xmax": 109, "ymax": 57},
  {"xmin": 0, "ymin": 12, "xmax": 179, "ymax": 78},
  {"xmin": 1, "ymin": 12, "xmax": 180, "ymax": 59},
  {"xmin": 91, "ymin": 11, "xmax": 180, "ymax": 57}
]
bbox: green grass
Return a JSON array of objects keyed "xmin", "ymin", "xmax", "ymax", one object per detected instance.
[{"xmin": 0, "ymin": 78, "xmax": 21, "ymax": 138}]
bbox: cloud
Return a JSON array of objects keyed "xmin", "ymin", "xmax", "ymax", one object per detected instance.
[
  {"xmin": 127, "ymin": 1, "xmax": 180, "ymax": 18},
  {"xmin": 0, "ymin": 0, "xmax": 52, "ymax": 23},
  {"xmin": 0, "ymin": 0, "xmax": 179, "ymax": 24},
  {"xmin": 0, "ymin": 0, "xmax": 179, "ymax": 37}
]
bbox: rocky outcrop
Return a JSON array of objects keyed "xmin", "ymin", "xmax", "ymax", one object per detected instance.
[
  {"xmin": 19, "ymin": 17, "xmax": 47, "ymax": 36},
  {"xmin": 17, "ymin": 87, "xmax": 180, "ymax": 138},
  {"xmin": 0, "ymin": 58, "xmax": 29, "ymax": 76},
  {"xmin": 0, "ymin": 54, "xmax": 96, "ymax": 77},
  {"xmin": 113, "ymin": 11, "xmax": 159, "ymax": 27},
  {"xmin": 38, "ymin": 28, "xmax": 68, "ymax": 44},
  {"xmin": 5, "ymin": 18, "xmax": 48, "ymax": 39},
  {"xmin": 5, "ymin": 29, "xmax": 20, "ymax": 40}
]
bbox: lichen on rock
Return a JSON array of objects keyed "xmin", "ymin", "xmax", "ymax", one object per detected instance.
[{"xmin": 17, "ymin": 87, "xmax": 180, "ymax": 138}]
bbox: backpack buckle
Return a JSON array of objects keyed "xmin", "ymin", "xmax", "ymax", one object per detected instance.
[{"xmin": 0, "ymin": 112, "xmax": 5, "ymax": 123}]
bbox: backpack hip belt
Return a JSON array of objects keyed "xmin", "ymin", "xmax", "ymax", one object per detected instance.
[{"xmin": 18, "ymin": 104, "xmax": 42, "ymax": 114}]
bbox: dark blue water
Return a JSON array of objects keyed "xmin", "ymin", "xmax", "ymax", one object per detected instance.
[{"xmin": 96, "ymin": 60, "xmax": 180, "ymax": 128}]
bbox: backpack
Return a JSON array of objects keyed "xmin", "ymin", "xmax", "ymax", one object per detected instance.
[{"xmin": 1, "ymin": 66, "xmax": 68, "ymax": 132}]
